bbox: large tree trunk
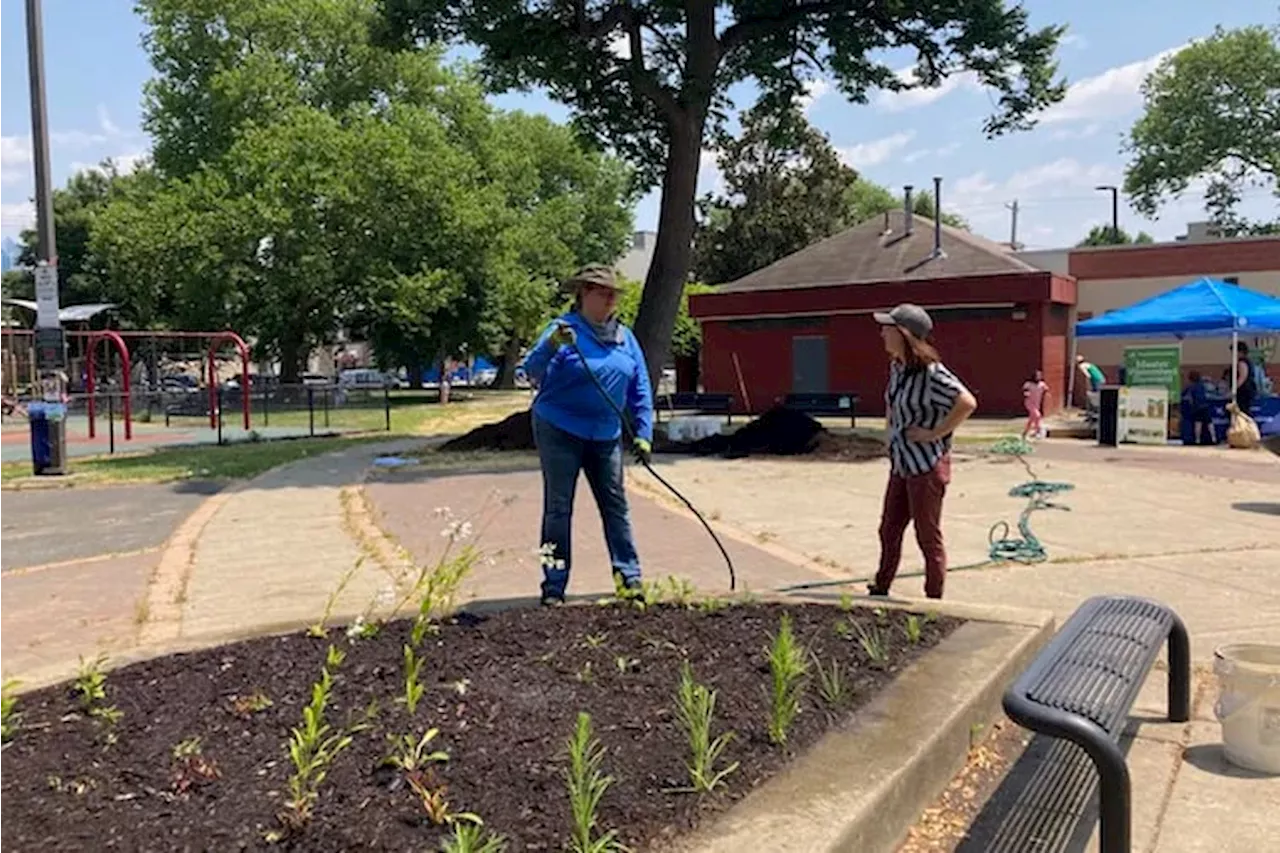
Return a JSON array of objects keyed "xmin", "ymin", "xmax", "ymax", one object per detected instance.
[
  {"xmin": 632, "ymin": 116, "xmax": 705, "ymax": 390},
  {"xmin": 278, "ymin": 338, "xmax": 306, "ymax": 384},
  {"xmin": 493, "ymin": 336, "xmax": 522, "ymax": 389}
]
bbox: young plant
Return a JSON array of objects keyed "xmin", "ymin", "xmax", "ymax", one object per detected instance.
[
  {"xmin": 838, "ymin": 592, "xmax": 855, "ymax": 612},
  {"xmin": 853, "ymin": 619, "xmax": 889, "ymax": 666},
  {"xmin": 672, "ymin": 660, "xmax": 738, "ymax": 793},
  {"xmin": 811, "ymin": 654, "xmax": 849, "ymax": 709},
  {"xmin": 582, "ymin": 632, "xmax": 609, "ymax": 650},
  {"xmin": 904, "ymin": 614, "xmax": 922, "ymax": 645},
  {"xmin": 766, "ymin": 613, "xmax": 809, "ymax": 746},
  {"xmin": 2, "ymin": 678, "xmax": 21, "ymax": 742},
  {"xmin": 171, "ymin": 736, "xmax": 221, "ymax": 794},
  {"xmin": 308, "ymin": 557, "xmax": 365, "ymax": 638},
  {"xmin": 662, "ymin": 576, "xmax": 698, "ymax": 608},
  {"xmin": 402, "ymin": 644, "xmax": 427, "ymax": 715},
  {"xmin": 385, "ymin": 728, "xmax": 450, "ymax": 773},
  {"xmin": 565, "ymin": 712, "xmax": 626, "ymax": 853},
  {"xmin": 230, "ymin": 689, "xmax": 274, "ymax": 717},
  {"xmin": 439, "ymin": 821, "xmax": 509, "ymax": 853},
  {"xmin": 276, "ymin": 645, "xmax": 364, "ymax": 834},
  {"xmin": 407, "ymin": 768, "xmax": 481, "ymax": 827},
  {"xmin": 73, "ymin": 654, "xmax": 109, "ymax": 711}
]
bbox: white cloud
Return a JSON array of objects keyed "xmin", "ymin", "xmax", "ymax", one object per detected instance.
[
  {"xmin": 1060, "ymin": 33, "xmax": 1089, "ymax": 50},
  {"xmin": 1040, "ymin": 44, "xmax": 1188, "ymax": 125},
  {"xmin": 902, "ymin": 141, "xmax": 961, "ymax": 164},
  {"xmin": 837, "ymin": 131, "xmax": 917, "ymax": 169},
  {"xmin": 1051, "ymin": 123, "xmax": 1102, "ymax": 141},
  {"xmin": 97, "ymin": 105, "xmax": 122, "ymax": 136},
  {"xmin": 2, "ymin": 136, "xmax": 33, "ymax": 185},
  {"xmin": 68, "ymin": 151, "xmax": 148, "ymax": 177},
  {"xmin": 798, "ymin": 78, "xmax": 831, "ymax": 113},
  {"xmin": 875, "ymin": 67, "xmax": 980, "ymax": 112},
  {"xmin": 1, "ymin": 201, "xmax": 35, "ymax": 231},
  {"xmin": 952, "ymin": 158, "xmax": 1119, "ymax": 207}
]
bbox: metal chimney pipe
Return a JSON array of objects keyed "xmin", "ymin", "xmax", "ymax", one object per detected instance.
[
  {"xmin": 932, "ymin": 176, "xmax": 944, "ymax": 258},
  {"xmin": 904, "ymin": 185, "xmax": 914, "ymax": 235}
]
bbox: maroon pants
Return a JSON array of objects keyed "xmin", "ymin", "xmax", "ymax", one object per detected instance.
[{"xmin": 874, "ymin": 454, "xmax": 951, "ymax": 598}]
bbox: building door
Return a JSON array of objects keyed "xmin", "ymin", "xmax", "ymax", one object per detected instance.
[{"xmin": 791, "ymin": 335, "xmax": 829, "ymax": 394}]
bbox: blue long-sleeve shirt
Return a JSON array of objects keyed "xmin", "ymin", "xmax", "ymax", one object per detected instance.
[{"xmin": 519, "ymin": 311, "xmax": 654, "ymax": 444}]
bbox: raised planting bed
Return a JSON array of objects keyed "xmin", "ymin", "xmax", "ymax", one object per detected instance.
[{"xmin": 1, "ymin": 601, "xmax": 961, "ymax": 852}]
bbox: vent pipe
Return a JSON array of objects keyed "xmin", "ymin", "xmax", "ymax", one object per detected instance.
[
  {"xmin": 903, "ymin": 185, "xmax": 914, "ymax": 235},
  {"xmin": 932, "ymin": 176, "xmax": 946, "ymax": 258}
]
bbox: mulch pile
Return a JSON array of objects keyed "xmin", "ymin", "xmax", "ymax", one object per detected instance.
[
  {"xmin": 438, "ymin": 405, "xmax": 886, "ymax": 463},
  {"xmin": 1, "ymin": 603, "xmax": 959, "ymax": 852},
  {"xmin": 660, "ymin": 405, "xmax": 887, "ymax": 462},
  {"xmin": 438, "ymin": 409, "xmax": 535, "ymax": 452}
]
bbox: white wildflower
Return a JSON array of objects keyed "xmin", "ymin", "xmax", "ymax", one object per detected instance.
[
  {"xmin": 441, "ymin": 519, "xmax": 473, "ymax": 541},
  {"xmin": 346, "ymin": 616, "xmax": 367, "ymax": 640}
]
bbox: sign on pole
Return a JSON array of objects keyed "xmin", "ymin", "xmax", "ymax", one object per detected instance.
[{"xmin": 34, "ymin": 263, "xmax": 60, "ymax": 328}]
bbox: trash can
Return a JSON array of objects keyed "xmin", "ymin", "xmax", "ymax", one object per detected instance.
[{"xmin": 29, "ymin": 401, "xmax": 68, "ymax": 476}]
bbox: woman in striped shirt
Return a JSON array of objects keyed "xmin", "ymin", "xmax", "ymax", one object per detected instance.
[{"xmin": 868, "ymin": 304, "xmax": 978, "ymax": 600}]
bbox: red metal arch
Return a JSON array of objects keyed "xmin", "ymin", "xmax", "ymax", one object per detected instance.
[
  {"xmin": 86, "ymin": 330, "xmax": 133, "ymax": 440},
  {"xmin": 207, "ymin": 331, "xmax": 252, "ymax": 431}
]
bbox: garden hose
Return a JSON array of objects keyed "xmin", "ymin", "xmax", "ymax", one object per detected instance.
[
  {"xmin": 562, "ymin": 331, "xmax": 738, "ymax": 591},
  {"xmin": 775, "ymin": 435, "xmax": 1075, "ymax": 595}
]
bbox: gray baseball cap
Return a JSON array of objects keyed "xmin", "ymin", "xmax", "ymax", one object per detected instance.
[{"xmin": 874, "ymin": 303, "xmax": 933, "ymax": 339}]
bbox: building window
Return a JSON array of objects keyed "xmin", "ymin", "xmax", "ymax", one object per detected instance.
[
  {"xmin": 1224, "ymin": 276, "xmax": 1239, "ymax": 285},
  {"xmin": 1078, "ymin": 311, "xmax": 1094, "ymax": 321}
]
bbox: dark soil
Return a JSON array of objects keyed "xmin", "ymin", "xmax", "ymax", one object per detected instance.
[
  {"xmin": 439, "ymin": 406, "xmax": 886, "ymax": 463},
  {"xmin": 439, "ymin": 409, "xmax": 535, "ymax": 452},
  {"xmin": 2, "ymin": 602, "xmax": 959, "ymax": 852},
  {"xmin": 659, "ymin": 406, "xmax": 886, "ymax": 463}
]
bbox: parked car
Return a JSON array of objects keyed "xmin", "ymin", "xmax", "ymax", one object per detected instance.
[{"xmin": 338, "ymin": 368, "xmax": 402, "ymax": 389}]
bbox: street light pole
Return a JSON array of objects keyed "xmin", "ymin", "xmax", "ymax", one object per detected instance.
[
  {"xmin": 25, "ymin": 0, "xmax": 68, "ymax": 475},
  {"xmin": 1095, "ymin": 185, "xmax": 1119, "ymax": 242},
  {"xmin": 26, "ymin": 0, "xmax": 56, "ymax": 265}
]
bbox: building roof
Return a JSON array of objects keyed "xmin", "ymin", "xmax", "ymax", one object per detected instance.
[
  {"xmin": 2, "ymin": 298, "xmax": 118, "ymax": 323},
  {"xmin": 716, "ymin": 210, "xmax": 1042, "ymax": 293}
]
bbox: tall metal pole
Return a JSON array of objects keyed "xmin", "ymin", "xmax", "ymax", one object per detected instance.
[
  {"xmin": 26, "ymin": 0, "xmax": 68, "ymax": 475},
  {"xmin": 1096, "ymin": 185, "xmax": 1119, "ymax": 242},
  {"xmin": 1006, "ymin": 200, "xmax": 1020, "ymax": 250},
  {"xmin": 26, "ymin": 0, "xmax": 56, "ymax": 265}
]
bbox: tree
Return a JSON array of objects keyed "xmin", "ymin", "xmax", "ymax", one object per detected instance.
[
  {"xmin": 379, "ymin": 0, "xmax": 1067, "ymax": 384},
  {"xmin": 1075, "ymin": 225, "xmax": 1155, "ymax": 247},
  {"xmin": 692, "ymin": 104, "xmax": 968, "ymax": 284},
  {"xmin": 1123, "ymin": 24, "xmax": 1280, "ymax": 236},
  {"xmin": 14, "ymin": 162, "xmax": 156, "ymax": 310}
]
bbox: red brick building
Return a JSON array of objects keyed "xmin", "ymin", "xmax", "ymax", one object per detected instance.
[{"xmin": 687, "ymin": 209, "xmax": 1078, "ymax": 418}]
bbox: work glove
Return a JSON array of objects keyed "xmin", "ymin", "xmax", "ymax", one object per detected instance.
[
  {"xmin": 632, "ymin": 437, "xmax": 652, "ymax": 465},
  {"xmin": 549, "ymin": 323, "xmax": 576, "ymax": 348}
]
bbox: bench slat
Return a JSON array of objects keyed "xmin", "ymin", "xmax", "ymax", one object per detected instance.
[{"xmin": 1026, "ymin": 599, "xmax": 1173, "ymax": 736}]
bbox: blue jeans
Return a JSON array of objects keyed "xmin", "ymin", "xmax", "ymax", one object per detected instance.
[{"xmin": 533, "ymin": 414, "xmax": 641, "ymax": 599}]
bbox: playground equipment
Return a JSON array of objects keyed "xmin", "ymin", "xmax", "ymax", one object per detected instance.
[{"xmin": 1, "ymin": 328, "xmax": 252, "ymax": 442}]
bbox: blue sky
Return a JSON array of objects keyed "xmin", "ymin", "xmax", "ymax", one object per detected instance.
[{"xmin": 2, "ymin": 0, "xmax": 1276, "ymax": 250}]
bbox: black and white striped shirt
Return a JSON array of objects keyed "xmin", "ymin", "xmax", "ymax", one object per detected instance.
[{"xmin": 885, "ymin": 361, "xmax": 971, "ymax": 477}]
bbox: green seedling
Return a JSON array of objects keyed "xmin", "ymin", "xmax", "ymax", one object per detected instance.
[
  {"xmin": 614, "ymin": 656, "xmax": 639, "ymax": 674},
  {"xmin": 402, "ymin": 644, "xmax": 427, "ymax": 715},
  {"xmin": 832, "ymin": 618, "xmax": 853, "ymax": 641},
  {"xmin": 2, "ymin": 678, "xmax": 21, "ymax": 742},
  {"xmin": 439, "ymin": 821, "xmax": 509, "ymax": 853},
  {"xmin": 73, "ymin": 654, "xmax": 109, "ymax": 711},
  {"xmin": 904, "ymin": 614, "xmax": 922, "ymax": 645},
  {"xmin": 565, "ymin": 712, "xmax": 627, "ymax": 853},
  {"xmin": 695, "ymin": 594, "xmax": 729, "ymax": 614},
  {"xmin": 838, "ymin": 592, "xmax": 854, "ymax": 612},
  {"xmin": 583, "ymin": 632, "xmax": 609, "ymax": 650},
  {"xmin": 812, "ymin": 653, "xmax": 849, "ymax": 708},
  {"xmin": 662, "ymin": 576, "xmax": 698, "ymax": 608},
  {"xmin": 766, "ymin": 613, "xmax": 809, "ymax": 745},
  {"xmin": 407, "ymin": 767, "xmax": 481, "ymax": 826},
  {"xmin": 853, "ymin": 619, "xmax": 889, "ymax": 666},
  {"xmin": 576, "ymin": 662, "xmax": 595, "ymax": 684},
  {"xmin": 274, "ymin": 645, "xmax": 366, "ymax": 836},
  {"xmin": 672, "ymin": 660, "xmax": 738, "ymax": 793},
  {"xmin": 385, "ymin": 728, "xmax": 450, "ymax": 773}
]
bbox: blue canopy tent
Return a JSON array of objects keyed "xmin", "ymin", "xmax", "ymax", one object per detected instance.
[{"xmin": 1071, "ymin": 277, "xmax": 1280, "ymax": 437}]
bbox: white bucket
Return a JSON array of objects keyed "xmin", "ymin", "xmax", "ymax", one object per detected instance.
[
  {"xmin": 665, "ymin": 416, "xmax": 724, "ymax": 444},
  {"xmin": 1213, "ymin": 643, "xmax": 1280, "ymax": 775}
]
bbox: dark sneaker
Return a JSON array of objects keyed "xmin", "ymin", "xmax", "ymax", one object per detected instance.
[{"xmin": 866, "ymin": 583, "xmax": 889, "ymax": 597}]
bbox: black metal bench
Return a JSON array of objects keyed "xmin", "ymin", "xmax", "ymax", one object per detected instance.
[
  {"xmin": 654, "ymin": 392, "xmax": 734, "ymax": 424},
  {"xmin": 1001, "ymin": 595, "xmax": 1191, "ymax": 853},
  {"xmin": 783, "ymin": 392, "xmax": 860, "ymax": 428}
]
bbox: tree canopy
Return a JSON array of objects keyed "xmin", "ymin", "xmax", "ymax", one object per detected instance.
[
  {"xmin": 1122, "ymin": 23, "xmax": 1280, "ymax": 236},
  {"xmin": 691, "ymin": 103, "xmax": 968, "ymax": 285},
  {"xmin": 1075, "ymin": 225, "xmax": 1155, "ymax": 247},
  {"xmin": 12, "ymin": 0, "xmax": 635, "ymax": 383},
  {"xmin": 378, "ymin": 0, "xmax": 1069, "ymax": 383}
]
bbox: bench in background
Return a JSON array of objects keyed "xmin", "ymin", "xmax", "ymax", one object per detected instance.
[
  {"xmin": 654, "ymin": 392, "xmax": 735, "ymax": 424},
  {"xmin": 783, "ymin": 392, "xmax": 860, "ymax": 428}
]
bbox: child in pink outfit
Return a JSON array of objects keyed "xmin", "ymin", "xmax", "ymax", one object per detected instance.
[{"xmin": 1022, "ymin": 370, "xmax": 1049, "ymax": 440}]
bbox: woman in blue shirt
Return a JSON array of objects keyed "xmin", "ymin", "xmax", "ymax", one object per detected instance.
[{"xmin": 518, "ymin": 265, "xmax": 655, "ymax": 605}]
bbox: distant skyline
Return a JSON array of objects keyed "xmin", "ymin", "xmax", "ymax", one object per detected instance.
[{"xmin": 3, "ymin": 0, "xmax": 1277, "ymax": 250}]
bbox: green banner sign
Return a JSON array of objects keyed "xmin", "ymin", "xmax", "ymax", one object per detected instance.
[{"xmin": 1124, "ymin": 345, "xmax": 1182, "ymax": 402}]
